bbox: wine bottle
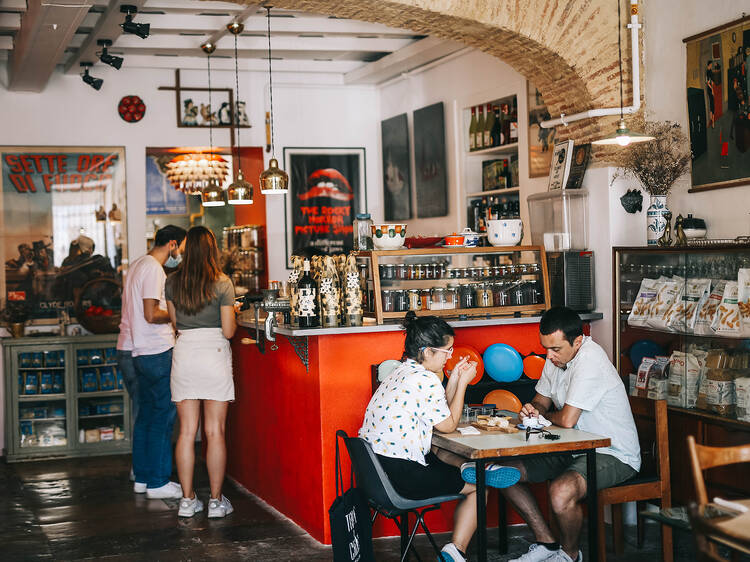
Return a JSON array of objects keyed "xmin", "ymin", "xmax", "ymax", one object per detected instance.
[
  {"xmin": 490, "ymin": 105, "xmax": 502, "ymax": 147},
  {"xmin": 510, "ymin": 98, "xmax": 518, "ymax": 143},
  {"xmin": 298, "ymin": 259, "xmax": 319, "ymax": 328},
  {"xmin": 501, "ymin": 104, "xmax": 511, "ymax": 145},
  {"xmin": 475, "ymin": 105, "xmax": 485, "ymax": 150},
  {"xmin": 483, "ymin": 103, "xmax": 494, "ymax": 148},
  {"xmin": 468, "ymin": 106, "xmax": 477, "ymax": 151}
]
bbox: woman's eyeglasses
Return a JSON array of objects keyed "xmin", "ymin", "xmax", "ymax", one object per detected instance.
[
  {"xmin": 525, "ymin": 427, "xmax": 561, "ymax": 442},
  {"xmin": 421, "ymin": 346, "xmax": 453, "ymax": 357}
]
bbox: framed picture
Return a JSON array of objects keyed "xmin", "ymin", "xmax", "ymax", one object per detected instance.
[
  {"xmin": 283, "ymin": 147, "xmax": 366, "ymax": 266},
  {"xmin": 528, "ymin": 81, "xmax": 557, "ymax": 178},
  {"xmin": 381, "ymin": 114, "xmax": 411, "ymax": 221},
  {"xmin": 684, "ymin": 16, "xmax": 750, "ymax": 192},
  {"xmin": 145, "ymin": 148, "xmax": 190, "ymax": 215},
  {"xmin": 565, "ymin": 144, "xmax": 591, "ymax": 189},
  {"xmin": 0, "ymin": 146, "xmax": 127, "ymax": 320},
  {"xmin": 548, "ymin": 140, "xmax": 573, "ymax": 191},
  {"xmin": 413, "ymin": 102, "xmax": 448, "ymax": 218}
]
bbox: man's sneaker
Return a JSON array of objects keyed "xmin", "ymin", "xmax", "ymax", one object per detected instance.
[
  {"xmin": 509, "ymin": 543, "xmax": 559, "ymax": 562},
  {"xmin": 439, "ymin": 542, "xmax": 466, "ymax": 562},
  {"xmin": 544, "ymin": 549, "xmax": 582, "ymax": 562},
  {"xmin": 129, "ymin": 467, "xmax": 136, "ymax": 482},
  {"xmin": 178, "ymin": 495, "xmax": 204, "ymax": 518},
  {"xmin": 133, "ymin": 482, "xmax": 147, "ymax": 494},
  {"xmin": 207, "ymin": 495, "xmax": 234, "ymax": 518},
  {"xmin": 460, "ymin": 462, "xmax": 521, "ymax": 489},
  {"xmin": 146, "ymin": 481, "xmax": 183, "ymax": 499}
]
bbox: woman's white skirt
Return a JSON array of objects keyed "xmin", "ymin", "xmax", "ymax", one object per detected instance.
[{"xmin": 171, "ymin": 327, "xmax": 234, "ymax": 402}]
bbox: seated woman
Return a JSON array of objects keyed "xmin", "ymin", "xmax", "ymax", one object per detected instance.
[{"xmin": 359, "ymin": 312, "xmax": 520, "ymax": 562}]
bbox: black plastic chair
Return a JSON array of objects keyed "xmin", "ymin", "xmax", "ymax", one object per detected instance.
[{"xmin": 337, "ymin": 430, "xmax": 465, "ymax": 562}]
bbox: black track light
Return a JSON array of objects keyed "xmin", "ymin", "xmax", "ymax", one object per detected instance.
[
  {"xmin": 80, "ymin": 62, "xmax": 103, "ymax": 90},
  {"xmin": 120, "ymin": 5, "xmax": 149, "ymax": 39},
  {"xmin": 97, "ymin": 39, "xmax": 123, "ymax": 70}
]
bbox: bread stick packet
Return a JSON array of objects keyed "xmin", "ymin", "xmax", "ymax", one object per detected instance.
[{"xmin": 713, "ymin": 281, "xmax": 740, "ymax": 337}]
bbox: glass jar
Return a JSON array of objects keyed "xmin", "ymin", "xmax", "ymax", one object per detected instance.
[
  {"xmin": 353, "ymin": 213, "xmax": 373, "ymax": 250},
  {"xmin": 476, "ymin": 283, "xmax": 493, "ymax": 307},
  {"xmin": 430, "ymin": 287, "xmax": 446, "ymax": 310},
  {"xmin": 425, "ymin": 263, "xmax": 434, "ymax": 280},
  {"xmin": 445, "ymin": 286, "xmax": 458, "ymax": 309},
  {"xmin": 408, "ymin": 289, "xmax": 421, "ymax": 311},
  {"xmin": 459, "ymin": 284, "xmax": 476, "ymax": 308},
  {"xmin": 384, "ymin": 264, "xmax": 395, "ymax": 280},
  {"xmin": 511, "ymin": 282, "xmax": 525, "ymax": 306},
  {"xmin": 414, "ymin": 264, "xmax": 424, "ymax": 280},
  {"xmin": 395, "ymin": 263, "xmax": 407, "ymax": 280},
  {"xmin": 469, "ymin": 267, "xmax": 480, "ymax": 279},
  {"xmin": 381, "ymin": 289, "xmax": 395, "ymax": 312},
  {"xmin": 395, "ymin": 290, "xmax": 409, "ymax": 312},
  {"xmin": 407, "ymin": 264, "xmax": 416, "ymax": 280},
  {"xmin": 420, "ymin": 289, "xmax": 431, "ymax": 310}
]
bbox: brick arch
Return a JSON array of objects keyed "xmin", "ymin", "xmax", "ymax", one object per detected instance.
[{"xmin": 258, "ymin": 0, "xmax": 636, "ymax": 142}]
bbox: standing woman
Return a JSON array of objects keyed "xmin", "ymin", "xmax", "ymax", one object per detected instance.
[{"xmin": 165, "ymin": 226, "xmax": 237, "ymax": 518}]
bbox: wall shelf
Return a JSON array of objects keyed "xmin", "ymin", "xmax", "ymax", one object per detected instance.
[
  {"xmin": 466, "ymin": 187, "xmax": 520, "ymax": 198},
  {"xmin": 466, "ymin": 142, "xmax": 519, "ymax": 157}
]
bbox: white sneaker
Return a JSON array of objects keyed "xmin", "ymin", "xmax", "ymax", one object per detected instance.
[
  {"xmin": 129, "ymin": 467, "xmax": 136, "ymax": 482},
  {"xmin": 544, "ymin": 549, "xmax": 582, "ymax": 562},
  {"xmin": 133, "ymin": 482, "xmax": 147, "ymax": 494},
  {"xmin": 509, "ymin": 543, "xmax": 559, "ymax": 562},
  {"xmin": 439, "ymin": 543, "xmax": 466, "ymax": 562},
  {"xmin": 178, "ymin": 495, "xmax": 204, "ymax": 517},
  {"xmin": 146, "ymin": 481, "xmax": 183, "ymax": 499},
  {"xmin": 207, "ymin": 495, "xmax": 234, "ymax": 518}
]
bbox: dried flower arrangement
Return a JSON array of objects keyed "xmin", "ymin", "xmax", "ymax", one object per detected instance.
[{"xmin": 610, "ymin": 117, "xmax": 692, "ymax": 195}]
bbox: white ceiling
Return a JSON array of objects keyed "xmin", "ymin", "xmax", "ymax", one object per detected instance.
[{"xmin": 0, "ymin": 0, "xmax": 467, "ymax": 91}]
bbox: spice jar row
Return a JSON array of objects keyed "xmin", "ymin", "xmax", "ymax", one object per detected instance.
[
  {"xmin": 379, "ymin": 281, "xmax": 543, "ymax": 313},
  {"xmin": 378, "ymin": 262, "xmax": 540, "ymax": 281}
]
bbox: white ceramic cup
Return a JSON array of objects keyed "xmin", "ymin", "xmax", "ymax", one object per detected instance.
[
  {"xmin": 461, "ymin": 228, "xmax": 480, "ymax": 247},
  {"xmin": 487, "ymin": 219, "xmax": 523, "ymax": 246}
]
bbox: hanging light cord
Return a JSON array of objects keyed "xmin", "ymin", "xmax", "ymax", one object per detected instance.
[
  {"xmin": 617, "ymin": 0, "xmax": 624, "ymax": 119},
  {"xmin": 266, "ymin": 6, "xmax": 276, "ymax": 158},
  {"xmin": 207, "ymin": 51, "xmax": 214, "ymax": 155},
  {"xmin": 233, "ymin": 31, "xmax": 242, "ymax": 169}
]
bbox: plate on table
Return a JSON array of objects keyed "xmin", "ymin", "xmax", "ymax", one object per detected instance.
[{"xmin": 444, "ymin": 344, "xmax": 484, "ymax": 385}]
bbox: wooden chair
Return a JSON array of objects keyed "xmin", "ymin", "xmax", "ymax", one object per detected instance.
[
  {"xmin": 597, "ymin": 396, "xmax": 672, "ymax": 562},
  {"xmin": 482, "ymin": 389, "xmax": 522, "ymax": 413},
  {"xmin": 686, "ymin": 435, "xmax": 750, "ymax": 561}
]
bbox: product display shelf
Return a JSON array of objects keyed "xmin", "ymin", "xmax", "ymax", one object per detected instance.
[
  {"xmin": 357, "ymin": 246, "xmax": 550, "ymax": 325},
  {"xmin": 613, "ymin": 246, "xmax": 750, "ymax": 503},
  {"xmin": 3, "ymin": 334, "xmax": 130, "ymax": 461},
  {"xmin": 466, "ymin": 187, "xmax": 520, "ymax": 199},
  {"xmin": 468, "ymin": 142, "xmax": 519, "ymax": 157}
]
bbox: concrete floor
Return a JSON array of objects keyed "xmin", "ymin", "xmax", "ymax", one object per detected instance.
[{"xmin": 0, "ymin": 452, "xmax": 723, "ymax": 561}]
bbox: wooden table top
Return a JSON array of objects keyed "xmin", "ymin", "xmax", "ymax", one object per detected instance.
[{"xmin": 432, "ymin": 422, "xmax": 611, "ymax": 459}]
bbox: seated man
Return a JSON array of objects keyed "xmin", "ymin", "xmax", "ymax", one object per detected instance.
[{"xmin": 504, "ymin": 306, "xmax": 641, "ymax": 562}]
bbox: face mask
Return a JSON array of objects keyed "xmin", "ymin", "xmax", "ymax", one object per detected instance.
[{"xmin": 165, "ymin": 249, "xmax": 182, "ymax": 268}]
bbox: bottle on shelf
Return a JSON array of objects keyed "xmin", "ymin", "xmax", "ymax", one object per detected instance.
[
  {"xmin": 482, "ymin": 103, "xmax": 494, "ymax": 149},
  {"xmin": 297, "ymin": 259, "xmax": 319, "ymax": 328},
  {"xmin": 477, "ymin": 198, "xmax": 487, "ymax": 233},
  {"xmin": 501, "ymin": 103, "xmax": 511, "ymax": 145},
  {"xmin": 510, "ymin": 98, "xmax": 518, "ymax": 143},
  {"xmin": 490, "ymin": 105, "xmax": 503, "ymax": 147},
  {"xmin": 503, "ymin": 159, "xmax": 512, "ymax": 188},
  {"xmin": 475, "ymin": 105, "xmax": 485, "ymax": 151},
  {"xmin": 468, "ymin": 106, "xmax": 477, "ymax": 151}
]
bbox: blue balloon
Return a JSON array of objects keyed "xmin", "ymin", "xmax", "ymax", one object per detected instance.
[{"xmin": 483, "ymin": 343, "xmax": 523, "ymax": 382}]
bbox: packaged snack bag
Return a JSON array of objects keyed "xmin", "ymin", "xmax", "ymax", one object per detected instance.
[
  {"xmin": 738, "ymin": 269, "xmax": 750, "ymax": 338},
  {"xmin": 646, "ymin": 277, "xmax": 682, "ymax": 331},
  {"xmin": 628, "ymin": 278, "xmax": 660, "ymax": 327},
  {"xmin": 666, "ymin": 278, "xmax": 711, "ymax": 333},
  {"xmin": 695, "ymin": 280, "xmax": 726, "ymax": 335},
  {"xmin": 713, "ymin": 281, "xmax": 741, "ymax": 336}
]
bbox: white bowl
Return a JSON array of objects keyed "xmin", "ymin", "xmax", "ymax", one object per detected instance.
[
  {"xmin": 487, "ymin": 219, "xmax": 523, "ymax": 246},
  {"xmin": 683, "ymin": 227, "xmax": 707, "ymax": 239},
  {"xmin": 372, "ymin": 224, "xmax": 407, "ymax": 250}
]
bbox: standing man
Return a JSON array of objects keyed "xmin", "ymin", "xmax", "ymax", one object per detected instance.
[
  {"xmin": 123, "ymin": 225, "xmax": 187, "ymax": 499},
  {"xmin": 505, "ymin": 307, "xmax": 641, "ymax": 562}
]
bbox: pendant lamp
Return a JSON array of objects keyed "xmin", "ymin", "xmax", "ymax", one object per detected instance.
[
  {"xmin": 201, "ymin": 41, "xmax": 226, "ymax": 207},
  {"xmin": 226, "ymin": 20, "xmax": 253, "ymax": 205},
  {"xmin": 592, "ymin": 0, "xmax": 654, "ymax": 146},
  {"xmin": 260, "ymin": 6, "xmax": 288, "ymax": 195}
]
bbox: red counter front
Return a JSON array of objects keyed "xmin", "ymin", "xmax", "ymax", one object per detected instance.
[{"xmin": 227, "ymin": 321, "xmax": 557, "ymax": 544}]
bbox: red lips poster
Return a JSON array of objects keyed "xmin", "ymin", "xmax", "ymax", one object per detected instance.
[{"xmin": 286, "ymin": 149, "xmax": 365, "ymax": 260}]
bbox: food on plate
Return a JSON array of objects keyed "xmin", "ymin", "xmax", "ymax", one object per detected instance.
[{"xmin": 475, "ymin": 415, "xmax": 510, "ymax": 428}]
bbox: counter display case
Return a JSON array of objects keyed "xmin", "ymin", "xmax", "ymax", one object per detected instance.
[
  {"xmin": 3, "ymin": 334, "xmax": 130, "ymax": 462},
  {"xmin": 613, "ymin": 246, "xmax": 750, "ymax": 502},
  {"xmin": 358, "ymin": 245, "xmax": 550, "ymax": 324}
]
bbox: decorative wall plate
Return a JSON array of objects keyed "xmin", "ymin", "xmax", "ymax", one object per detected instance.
[{"xmin": 118, "ymin": 95, "xmax": 146, "ymax": 122}]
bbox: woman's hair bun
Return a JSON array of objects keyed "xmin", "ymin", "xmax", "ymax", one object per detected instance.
[{"xmin": 402, "ymin": 310, "xmax": 418, "ymax": 329}]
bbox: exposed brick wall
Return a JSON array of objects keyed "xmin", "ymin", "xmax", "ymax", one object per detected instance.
[{"xmin": 252, "ymin": 0, "xmax": 644, "ymax": 147}]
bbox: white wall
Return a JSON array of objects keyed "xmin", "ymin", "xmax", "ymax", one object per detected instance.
[{"xmin": 644, "ymin": 0, "xmax": 750, "ymax": 236}]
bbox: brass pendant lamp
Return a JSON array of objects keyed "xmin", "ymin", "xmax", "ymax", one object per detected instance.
[
  {"xmin": 226, "ymin": 20, "xmax": 253, "ymax": 205},
  {"xmin": 260, "ymin": 5, "xmax": 289, "ymax": 195},
  {"xmin": 201, "ymin": 40, "xmax": 226, "ymax": 207},
  {"xmin": 592, "ymin": 0, "xmax": 654, "ymax": 146}
]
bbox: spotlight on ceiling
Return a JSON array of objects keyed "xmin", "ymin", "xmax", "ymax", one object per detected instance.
[
  {"xmin": 97, "ymin": 39, "xmax": 123, "ymax": 70},
  {"xmin": 80, "ymin": 62, "xmax": 103, "ymax": 90},
  {"xmin": 120, "ymin": 5, "xmax": 149, "ymax": 39}
]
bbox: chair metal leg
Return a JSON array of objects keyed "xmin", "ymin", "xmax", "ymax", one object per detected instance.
[
  {"xmin": 417, "ymin": 512, "xmax": 444, "ymax": 558},
  {"xmin": 399, "ymin": 515, "xmax": 410, "ymax": 562},
  {"xmin": 497, "ymin": 491, "xmax": 508, "ymax": 554}
]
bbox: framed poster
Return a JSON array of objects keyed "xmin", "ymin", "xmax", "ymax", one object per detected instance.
[
  {"xmin": 548, "ymin": 140, "xmax": 573, "ymax": 191},
  {"xmin": 145, "ymin": 148, "xmax": 189, "ymax": 215},
  {"xmin": 684, "ymin": 17, "xmax": 750, "ymax": 191},
  {"xmin": 0, "ymin": 146, "xmax": 127, "ymax": 320},
  {"xmin": 413, "ymin": 102, "xmax": 448, "ymax": 218},
  {"xmin": 381, "ymin": 113, "xmax": 411, "ymax": 221},
  {"xmin": 528, "ymin": 81, "xmax": 557, "ymax": 178},
  {"xmin": 283, "ymin": 147, "xmax": 366, "ymax": 266}
]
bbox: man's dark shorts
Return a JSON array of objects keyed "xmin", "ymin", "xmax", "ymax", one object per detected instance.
[{"xmin": 523, "ymin": 453, "xmax": 637, "ymax": 491}]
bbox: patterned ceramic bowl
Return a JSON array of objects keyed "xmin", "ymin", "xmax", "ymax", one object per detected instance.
[{"xmin": 371, "ymin": 224, "xmax": 407, "ymax": 250}]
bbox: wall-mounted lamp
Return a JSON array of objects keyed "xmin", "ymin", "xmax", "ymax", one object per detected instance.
[
  {"xmin": 120, "ymin": 5, "xmax": 150, "ymax": 39},
  {"xmin": 80, "ymin": 62, "xmax": 103, "ymax": 90},
  {"xmin": 97, "ymin": 39, "xmax": 123, "ymax": 70}
]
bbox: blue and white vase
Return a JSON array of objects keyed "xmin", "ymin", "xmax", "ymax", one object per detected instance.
[{"xmin": 646, "ymin": 195, "xmax": 669, "ymax": 246}]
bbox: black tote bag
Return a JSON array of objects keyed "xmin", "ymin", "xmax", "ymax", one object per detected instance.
[{"xmin": 329, "ymin": 431, "xmax": 374, "ymax": 562}]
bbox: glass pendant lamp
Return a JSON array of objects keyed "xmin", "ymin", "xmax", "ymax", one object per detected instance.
[
  {"xmin": 226, "ymin": 20, "xmax": 253, "ymax": 205},
  {"xmin": 201, "ymin": 41, "xmax": 226, "ymax": 207}
]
